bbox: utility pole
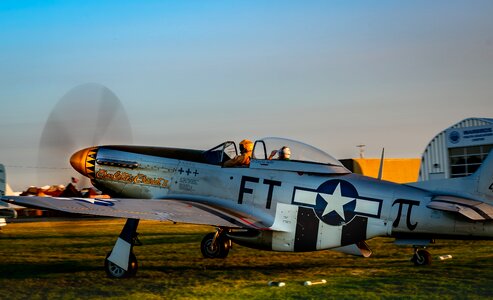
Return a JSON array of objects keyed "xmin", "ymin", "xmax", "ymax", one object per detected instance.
[{"xmin": 356, "ymin": 144, "xmax": 366, "ymax": 159}]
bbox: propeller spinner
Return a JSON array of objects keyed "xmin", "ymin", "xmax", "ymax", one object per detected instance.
[{"xmin": 70, "ymin": 147, "xmax": 98, "ymax": 179}]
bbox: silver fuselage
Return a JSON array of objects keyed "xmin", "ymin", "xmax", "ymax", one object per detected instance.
[{"xmin": 91, "ymin": 146, "xmax": 493, "ymax": 252}]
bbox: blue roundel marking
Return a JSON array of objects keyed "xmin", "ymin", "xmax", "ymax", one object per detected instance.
[
  {"xmin": 75, "ymin": 198, "xmax": 115, "ymax": 206},
  {"xmin": 314, "ymin": 180, "xmax": 358, "ymax": 226},
  {"xmin": 449, "ymin": 131, "xmax": 460, "ymax": 144}
]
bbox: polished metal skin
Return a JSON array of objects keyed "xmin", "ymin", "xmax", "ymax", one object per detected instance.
[{"xmin": 2, "ymin": 137, "xmax": 493, "ymax": 276}]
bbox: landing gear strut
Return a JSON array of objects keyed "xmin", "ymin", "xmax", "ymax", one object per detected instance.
[
  {"xmin": 201, "ymin": 228, "xmax": 232, "ymax": 259},
  {"xmin": 105, "ymin": 218, "xmax": 141, "ymax": 278},
  {"xmin": 411, "ymin": 247, "xmax": 432, "ymax": 266}
]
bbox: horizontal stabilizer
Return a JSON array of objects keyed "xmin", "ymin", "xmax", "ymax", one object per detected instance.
[{"xmin": 427, "ymin": 195, "xmax": 493, "ymax": 221}]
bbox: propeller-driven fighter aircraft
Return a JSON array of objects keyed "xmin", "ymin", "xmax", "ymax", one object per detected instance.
[
  {"xmin": 2, "ymin": 137, "xmax": 493, "ymax": 278},
  {"xmin": 0, "ymin": 164, "xmax": 17, "ymax": 224}
]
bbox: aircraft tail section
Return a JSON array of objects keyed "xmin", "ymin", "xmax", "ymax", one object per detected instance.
[
  {"xmin": 0, "ymin": 164, "xmax": 6, "ymax": 197},
  {"xmin": 474, "ymin": 150, "xmax": 493, "ymax": 197},
  {"xmin": 409, "ymin": 150, "xmax": 493, "ymax": 201},
  {"xmin": 0, "ymin": 164, "xmax": 18, "ymax": 220}
]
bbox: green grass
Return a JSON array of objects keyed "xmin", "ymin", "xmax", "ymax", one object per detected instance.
[{"xmin": 0, "ymin": 219, "xmax": 492, "ymax": 299}]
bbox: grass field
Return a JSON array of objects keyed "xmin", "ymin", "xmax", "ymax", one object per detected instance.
[{"xmin": 0, "ymin": 219, "xmax": 492, "ymax": 299}]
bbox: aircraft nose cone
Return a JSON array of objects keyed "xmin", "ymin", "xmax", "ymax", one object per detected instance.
[{"xmin": 70, "ymin": 147, "xmax": 98, "ymax": 178}]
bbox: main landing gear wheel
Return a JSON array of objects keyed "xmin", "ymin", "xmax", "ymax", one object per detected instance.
[
  {"xmin": 201, "ymin": 232, "xmax": 231, "ymax": 259},
  {"xmin": 105, "ymin": 252, "xmax": 138, "ymax": 278},
  {"xmin": 411, "ymin": 249, "xmax": 432, "ymax": 266}
]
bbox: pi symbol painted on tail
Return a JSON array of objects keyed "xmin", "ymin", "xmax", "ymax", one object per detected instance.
[{"xmin": 392, "ymin": 199, "xmax": 419, "ymax": 231}]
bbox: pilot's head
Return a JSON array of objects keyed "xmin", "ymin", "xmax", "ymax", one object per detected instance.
[
  {"xmin": 279, "ymin": 146, "xmax": 291, "ymax": 160},
  {"xmin": 239, "ymin": 139, "xmax": 254, "ymax": 154}
]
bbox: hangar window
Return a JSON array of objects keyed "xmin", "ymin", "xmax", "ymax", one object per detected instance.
[{"xmin": 449, "ymin": 144, "xmax": 493, "ymax": 178}]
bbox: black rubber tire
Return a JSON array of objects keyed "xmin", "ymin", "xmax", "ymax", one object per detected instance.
[
  {"xmin": 217, "ymin": 238, "xmax": 232, "ymax": 259},
  {"xmin": 412, "ymin": 249, "xmax": 432, "ymax": 266},
  {"xmin": 105, "ymin": 251, "xmax": 138, "ymax": 278},
  {"xmin": 201, "ymin": 232, "xmax": 231, "ymax": 259}
]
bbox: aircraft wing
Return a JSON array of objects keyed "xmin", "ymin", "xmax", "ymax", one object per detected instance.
[
  {"xmin": 427, "ymin": 195, "xmax": 493, "ymax": 221},
  {"xmin": 0, "ymin": 196, "xmax": 267, "ymax": 229}
]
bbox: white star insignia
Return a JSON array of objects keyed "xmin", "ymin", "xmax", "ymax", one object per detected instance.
[
  {"xmin": 319, "ymin": 183, "xmax": 355, "ymax": 220},
  {"xmin": 77, "ymin": 198, "xmax": 96, "ymax": 204}
]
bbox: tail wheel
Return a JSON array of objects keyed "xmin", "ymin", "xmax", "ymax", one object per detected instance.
[
  {"xmin": 412, "ymin": 249, "xmax": 432, "ymax": 266},
  {"xmin": 105, "ymin": 252, "xmax": 138, "ymax": 278},
  {"xmin": 201, "ymin": 232, "xmax": 231, "ymax": 259}
]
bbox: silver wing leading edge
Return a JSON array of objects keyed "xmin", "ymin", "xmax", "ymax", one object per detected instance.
[{"xmin": 0, "ymin": 196, "xmax": 266, "ymax": 229}]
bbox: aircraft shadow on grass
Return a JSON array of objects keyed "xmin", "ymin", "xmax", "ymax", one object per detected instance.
[{"xmin": 0, "ymin": 262, "xmax": 100, "ymax": 279}]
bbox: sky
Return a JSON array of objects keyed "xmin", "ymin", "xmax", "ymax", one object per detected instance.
[{"xmin": 1, "ymin": 0, "xmax": 493, "ymax": 190}]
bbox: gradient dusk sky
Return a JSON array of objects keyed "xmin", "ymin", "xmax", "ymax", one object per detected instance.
[{"xmin": 1, "ymin": 1, "xmax": 493, "ymax": 189}]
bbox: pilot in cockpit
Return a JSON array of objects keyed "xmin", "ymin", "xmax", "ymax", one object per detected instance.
[
  {"xmin": 268, "ymin": 146, "xmax": 291, "ymax": 160},
  {"xmin": 223, "ymin": 139, "xmax": 254, "ymax": 167}
]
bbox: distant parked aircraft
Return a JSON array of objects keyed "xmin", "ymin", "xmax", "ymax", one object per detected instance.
[{"xmin": 0, "ymin": 164, "xmax": 18, "ymax": 225}]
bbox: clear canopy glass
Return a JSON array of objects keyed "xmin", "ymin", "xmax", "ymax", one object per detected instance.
[{"xmin": 253, "ymin": 137, "xmax": 343, "ymax": 166}]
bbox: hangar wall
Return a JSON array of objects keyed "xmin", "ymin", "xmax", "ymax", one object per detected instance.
[
  {"xmin": 341, "ymin": 117, "xmax": 493, "ymax": 184},
  {"xmin": 353, "ymin": 158, "xmax": 421, "ymax": 183},
  {"xmin": 340, "ymin": 158, "xmax": 420, "ymax": 184},
  {"xmin": 419, "ymin": 118, "xmax": 493, "ymax": 181}
]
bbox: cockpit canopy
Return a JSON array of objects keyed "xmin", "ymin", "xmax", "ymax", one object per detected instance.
[
  {"xmin": 252, "ymin": 137, "xmax": 343, "ymax": 167},
  {"xmin": 203, "ymin": 137, "xmax": 349, "ymax": 174}
]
